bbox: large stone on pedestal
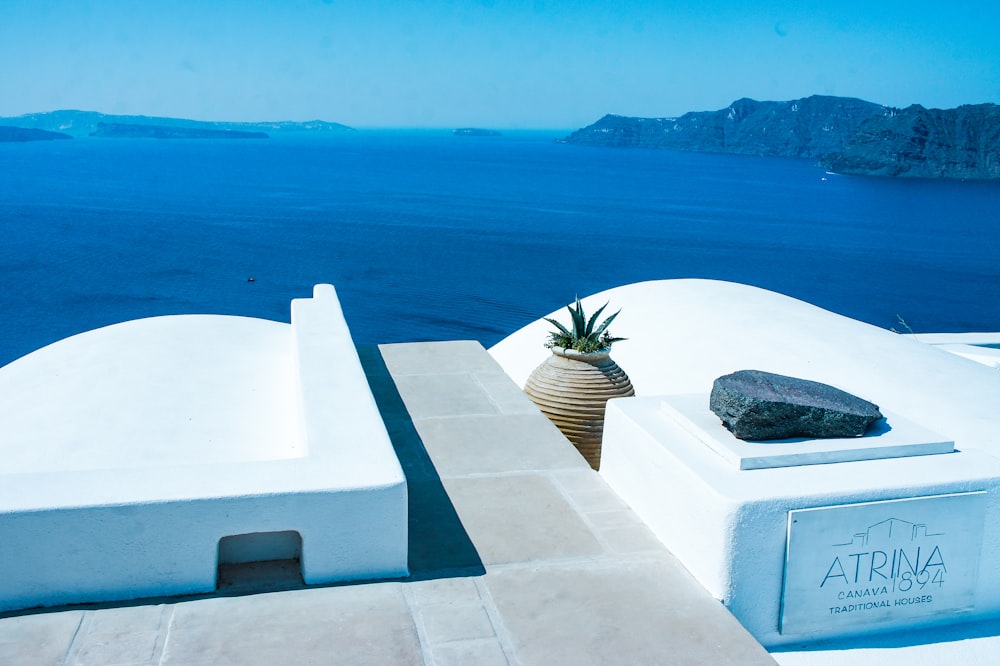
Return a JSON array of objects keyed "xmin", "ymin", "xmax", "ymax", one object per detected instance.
[{"xmin": 710, "ymin": 369, "xmax": 883, "ymax": 441}]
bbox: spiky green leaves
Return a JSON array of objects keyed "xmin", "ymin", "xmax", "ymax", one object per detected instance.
[{"xmin": 544, "ymin": 297, "xmax": 626, "ymax": 353}]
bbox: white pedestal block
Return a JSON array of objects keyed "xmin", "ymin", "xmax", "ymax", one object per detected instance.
[{"xmin": 601, "ymin": 396, "xmax": 1000, "ymax": 647}]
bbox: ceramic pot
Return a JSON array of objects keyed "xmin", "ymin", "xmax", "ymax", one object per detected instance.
[{"xmin": 523, "ymin": 347, "xmax": 634, "ymax": 470}]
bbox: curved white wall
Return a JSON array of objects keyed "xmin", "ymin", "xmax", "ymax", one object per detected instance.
[{"xmin": 489, "ymin": 279, "xmax": 1000, "ymax": 457}]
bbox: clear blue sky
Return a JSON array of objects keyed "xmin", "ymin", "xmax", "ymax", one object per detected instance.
[{"xmin": 2, "ymin": 0, "xmax": 998, "ymax": 128}]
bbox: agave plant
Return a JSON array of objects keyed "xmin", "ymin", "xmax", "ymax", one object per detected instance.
[{"xmin": 544, "ymin": 297, "xmax": 626, "ymax": 353}]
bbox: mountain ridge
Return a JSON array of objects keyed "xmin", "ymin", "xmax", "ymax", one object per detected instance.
[
  {"xmin": 91, "ymin": 123, "xmax": 269, "ymax": 140},
  {"xmin": 562, "ymin": 96, "xmax": 1000, "ymax": 180},
  {"xmin": 0, "ymin": 126, "xmax": 73, "ymax": 142},
  {"xmin": 0, "ymin": 110, "xmax": 353, "ymax": 136},
  {"xmin": 825, "ymin": 103, "xmax": 1000, "ymax": 179}
]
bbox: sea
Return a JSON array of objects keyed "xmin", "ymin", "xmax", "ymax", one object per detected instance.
[{"xmin": 2, "ymin": 131, "xmax": 1000, "ymax": 368}]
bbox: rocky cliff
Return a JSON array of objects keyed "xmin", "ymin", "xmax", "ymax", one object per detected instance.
[
  {"xmin": 562, "ymin": 96, "xmax": 887, "ymax": 158},
  {"xmin": 0, "ymin": 126, "xmax": 72, "ymax": 142},
  {"xmin": 823, "ymin": 103, "xmax": 1000, "ymax": 179},
  {"xmin": 91, "ymin": 123, "xmax": 268, "ymax": 139},
  {"xmin": 564, "ymin": 96, "xmax": 1000, "ymax": 180}
]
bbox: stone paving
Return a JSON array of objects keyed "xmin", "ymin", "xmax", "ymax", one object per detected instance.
[{"xmin": 0, "ymin": 341, "xmax": 774, "ymax": 665}]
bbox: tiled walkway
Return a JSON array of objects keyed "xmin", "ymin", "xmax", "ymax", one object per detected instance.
[{"xmin": 0, "ymin": 341, "xmax": 774, "ymax": 665}]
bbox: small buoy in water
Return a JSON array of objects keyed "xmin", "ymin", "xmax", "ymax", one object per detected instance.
[{"xmin": 247, "ymin": 277, "xmax": 256, "ymax": 282}]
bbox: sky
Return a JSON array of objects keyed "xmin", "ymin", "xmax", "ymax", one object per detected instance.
[{"xmin": 2, "ymin": 0, "xmax": 999, "ymax": 129}]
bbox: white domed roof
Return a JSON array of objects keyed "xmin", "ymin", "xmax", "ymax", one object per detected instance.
[
  {"xmin": 489, "ymin": 278, "xmax": 1000, "ymax": 455},
  {"xmin": 0, "ymin": 314, "xmax": 303, "ymax": 474}
]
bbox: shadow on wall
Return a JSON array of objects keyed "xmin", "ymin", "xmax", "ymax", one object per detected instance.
[{"xmin": 357, "ymin": 345, "xmax": 485, "ymax": 579}]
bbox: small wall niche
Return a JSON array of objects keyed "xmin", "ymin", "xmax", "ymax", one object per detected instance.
[
  {"xmin": 217, "ymin": 530, "xmax": 304, "ymax": 593},
  {"xmin": 218, "ymin": 530, "xmax": 303, "ymax": 564}
]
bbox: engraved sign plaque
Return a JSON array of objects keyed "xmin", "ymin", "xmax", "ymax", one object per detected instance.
[{"xmin": 780, "ymin": 492, "xmax": 986, "ymax": 635}]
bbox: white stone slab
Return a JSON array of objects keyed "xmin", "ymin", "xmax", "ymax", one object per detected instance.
[
  {"xmin": 660, "ymin": 394, "xmax": 954, "ymax": 470},
  {"xmin": 780, "ymin": 493, "xmax": 987, "ymax": 635}
]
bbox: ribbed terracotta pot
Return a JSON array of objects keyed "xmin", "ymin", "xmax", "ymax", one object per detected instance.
[{"xmin": 523, "ymin": 347, "xmax": 634, "ymax": 470}]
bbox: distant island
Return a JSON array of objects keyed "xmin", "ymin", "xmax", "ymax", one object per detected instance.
[
  {"xmin": 0, "ymin": 126, "xmax": 72, "ymax": 142},
  {"xmin": 0, "ymin": 110, "xmax": 354, "ymax": 137},
  {"xmin": 453, "ymin": 128, "xmax": 501, "ymax": 136},
  {"xmin": 562, "ymin": 96, "xmax": 1000, "ymax": 180},
  {"xmin": 91, "ymin": 123, "xmax": 268, "ymax": 140}
]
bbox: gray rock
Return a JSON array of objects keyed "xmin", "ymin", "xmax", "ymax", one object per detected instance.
[{"xmin": 709, "ymin": 370, "xmax": 883, "ymax": 441}]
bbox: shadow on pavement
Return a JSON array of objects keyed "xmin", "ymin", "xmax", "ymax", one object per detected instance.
[{"xmin": 357, "ymin": 345, "xmax": 485, "ymax": 580}]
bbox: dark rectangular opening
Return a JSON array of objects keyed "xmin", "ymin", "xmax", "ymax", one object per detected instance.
[{"xmin": 217, "ymin": 530, "xmax": 305, "ymax": 594}]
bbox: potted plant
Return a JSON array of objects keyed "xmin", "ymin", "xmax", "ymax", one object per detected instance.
[{"xmin": 524, "ymin": 297, "xmax": 634, "ymax": 470}]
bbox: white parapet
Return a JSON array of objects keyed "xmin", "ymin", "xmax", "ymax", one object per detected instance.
[{"xmin": 0, "ymin": 285, "xmax": 407, "ymax": 613}]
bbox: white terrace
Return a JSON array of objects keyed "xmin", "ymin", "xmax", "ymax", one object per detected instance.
[{"xmin": 2, "ymin": 279, "xmax": 1000, "ymax": 664}]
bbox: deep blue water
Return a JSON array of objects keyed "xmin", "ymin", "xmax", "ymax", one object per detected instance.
[{"xmin": 2, "ymin": 131, "xmax": 1000, "ymax": 367}]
